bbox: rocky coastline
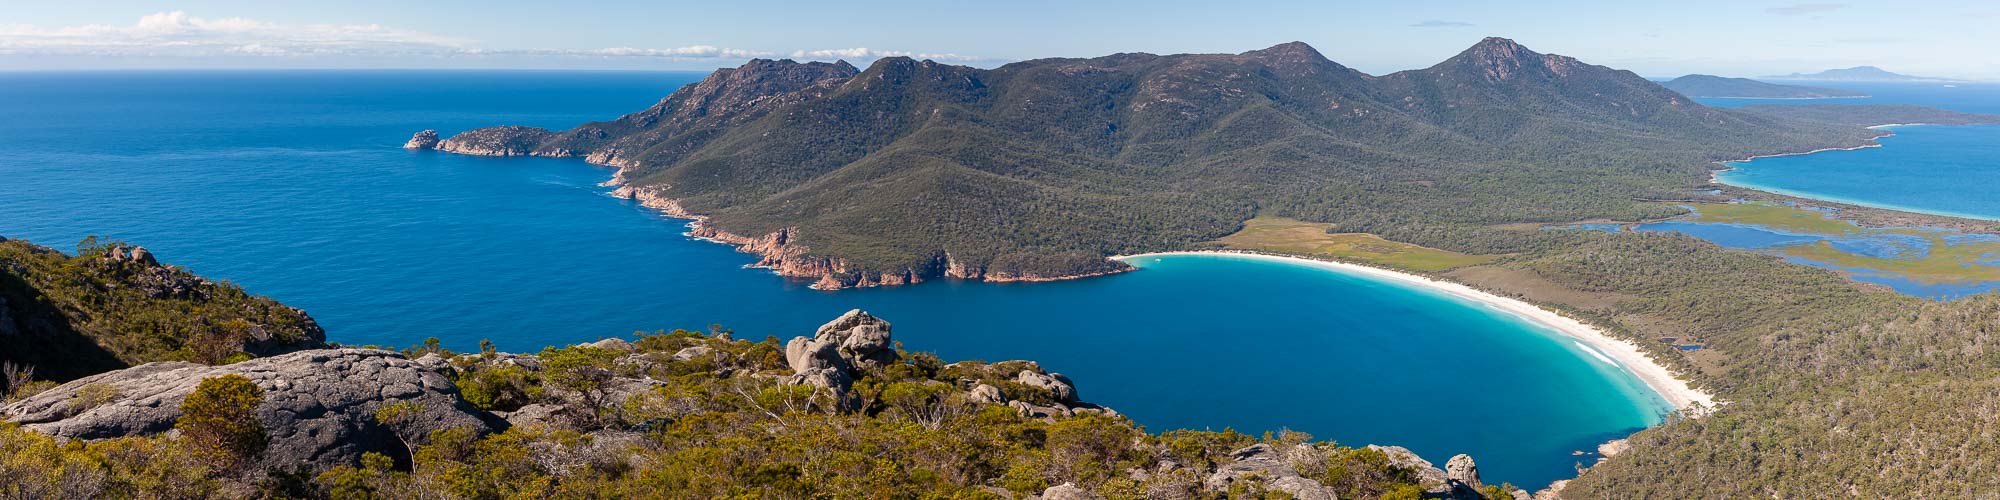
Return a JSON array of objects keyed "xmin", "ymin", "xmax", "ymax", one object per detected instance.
[
  {"xmin": 604, "ymin": 183, "xmax": 1134, "ymax": 290},
  {"xmin": 412, "ymin": 129, "xmax": 1133, "ymax": 290}
]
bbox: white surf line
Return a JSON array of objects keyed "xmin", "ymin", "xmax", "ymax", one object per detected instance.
[
  {"xmin": 1574, "ymin": 341, "xmax": 1620, "ymax": 367},
  {"xmin": 1113, "ymin": 251, "xmax": 1719, "ymax": 416}
]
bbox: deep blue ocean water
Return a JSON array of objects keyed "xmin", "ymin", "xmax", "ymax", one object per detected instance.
[
  {"xmin": 1700, "ymin": 82, "xmax": 2000, "ymax": 221},
  {"xmin": 0, "ymin": 70, "xmax": 1664, "ymax": 487}
]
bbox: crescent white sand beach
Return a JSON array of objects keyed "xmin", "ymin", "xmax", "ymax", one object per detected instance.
[{"xmin": 1113, "ymin": 251, "xmax": 1719, "ymax": 415}]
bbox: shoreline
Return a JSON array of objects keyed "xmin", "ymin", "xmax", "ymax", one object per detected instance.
[
  {"xmin": 1691, "ymin": 95, "xmax": 1868, "ymax": 100},
  {"xmin": 1114, "ymin": 250, "xmax": 1719, "ymax": 416},
  {"xmin": 1710, "ymin": 124, "xmax": 2000, "ymax": 223},
  {"xmin": 607, "ymin": 183, "xmax": 1136, "ymax": 290},
  {"xmin": 1866, "ymin": 123, "xmax": 1933, "ymax": 129}
]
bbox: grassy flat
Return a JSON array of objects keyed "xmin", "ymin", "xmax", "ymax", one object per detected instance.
[
  {"xmin": 1689, "ymin": 202, "xmax": 1863, "ymax": 235},
  {"xmin": 1215, "ymin": 217, "xmax": 1501, "ymax": 271},
  {"xmin": 1781, "ymin": 239, "xmax": 2000, "ymax": 284},
  {"xmin": 1681, "ymin": 202, "xmax": 2000, "ymax": 284}
]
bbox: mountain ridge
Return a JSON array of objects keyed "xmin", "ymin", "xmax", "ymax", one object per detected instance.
[
  {"xmin": 1765, "ymin": 65, "xmax": 1958, "ymax": 82},
  {"xmin": 1663, "ymin": 74, "xmax": 1869, "ymax": 98}
]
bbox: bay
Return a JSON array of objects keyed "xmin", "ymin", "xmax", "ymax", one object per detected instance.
[
  {"xmin": 1700, "ymin": 82, "xmax": 2000, "ymax": 221},
  {"xmin": 0, "ymin": 70, "xmax": 1668, "ymax": 487}
]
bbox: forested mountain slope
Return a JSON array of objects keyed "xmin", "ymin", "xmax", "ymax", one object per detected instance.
[{"xmin": 424, "ymin": 38, "xmax": 1888, "ymax": 288}]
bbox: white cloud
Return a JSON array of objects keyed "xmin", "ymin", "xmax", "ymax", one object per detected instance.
[
  {"xmin": 0, "ymin": 11, "xmax": 770, "ymax": 62},
  {"xmin": 0, "ymin": 11, "xmax": 472, "ymax": 57},
  {"xmin": 789, "ymin": 47, "xmax": 991, "ymax": 63},
  {"xmin": 0, "ymin": 12, "xmax": 993, "ymax": 68},
  {"xmin": 1766, "ymin": 3, "xmax": 1848, "ymax": 16}
]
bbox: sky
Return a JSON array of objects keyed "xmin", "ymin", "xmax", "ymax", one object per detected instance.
[{"xmin": 3, "ymin": 0, "xmax": 1997, "ymax": 80}]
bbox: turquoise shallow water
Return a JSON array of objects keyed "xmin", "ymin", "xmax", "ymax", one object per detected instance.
[{"xmin": 0, "ymin": 71, "xmax": 1665, "ymax": 488}]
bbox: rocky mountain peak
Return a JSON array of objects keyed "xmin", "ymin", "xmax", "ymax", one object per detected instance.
[
  {"xmin": 1456, "ymin": 37, "xmax": 1538, "ymax": 71},
  {"xmin": 866, "ymin": 56, "xmax": 921, "ymax": 71},
  {"xmin": 1441, "ymin": 37, "xmax": 1592, "ymax": 82},
  {"xmin": 1471, "ymin": 36, "xmax": 1530, "ymax": 54},
  {"xmin": 1245, "ymin": 41, "xmax": 1328, "ymax": 64},
  {"xmin": 721, "ymin": 58, "xmax": 860, "ymax": 83}
]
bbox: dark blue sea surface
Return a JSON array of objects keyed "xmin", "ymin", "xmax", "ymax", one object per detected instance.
[
  {"xmin": 1699, "ymin": 82, "xmax": 2000, "ymax": 221},
  {"xmin": 0, "ymin": 70, "xmax": 1665, "ymax": 488}
]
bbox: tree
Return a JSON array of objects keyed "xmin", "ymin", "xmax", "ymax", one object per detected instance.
[
  {"xmin": 176, "ymin": 374, "xmax": 267, "ymax": 469},
  {"xmin": 373, "ymin": 401, "xmax": 425, "ymax": 461},
  {"xmin": 538, "ymin": 346, "xmax": 619, "ymax": 427}
]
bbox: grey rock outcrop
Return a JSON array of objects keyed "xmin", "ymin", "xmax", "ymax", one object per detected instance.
[
  {"xmin": 0, "ymin": 349, "xmax": 495, "ymax": 470},
  {"xmin": 1008, "ymin": 400, "xmax": 1068, "ymax": 420},
  {"xmin": 105, "ymin": 244, "xmax": 158, "ymax": 267},
  {"xmin": 499, "ymin": 403, "xmax": 563, "ymax": 428},
  {"xmin": 1015, "ymin": 369, "xmax": 1079, "ymax": 404},
  {"xmin": 1368, "ymin": 445, "xmax": 1452, "ymax": 492},
  {"xmin": 413, "ymin": 353, "xmax": 449, "ymax": 371},
  {"xmin": 969, "ymin": 383, "xmax": 1006, "ymax": 404},
  {"xmin": 127, "ymin": 246, "xmax": 156, "ymax": 266},
  {"xmin": 782, "ymin": 309, "xmax": 898, "ymax": 409},
  {"xmin": 788, "ymin": 309, "xmax": 896, "ymax": 371},
  {"xmin": 587, "ymin": 337, "xmax": 633, "ymax": 352},
  {"xmin": 670, "ymin": 345, "xmax": 714, "ymax": 362},
  {"xmin": 403, "ymin": 130, "xmax": 440, "ymax": 149},
  {"xmin": 1203, "ymin": 444, "xmax": 1337, "ymax": 500},
  {"xmin": 1447, "ymin": 453, "xmax": 1483, "ymax": 492},
  {"xmin": 1038, "ymin": 482, "xmax": 1101, "ymax": 500}
]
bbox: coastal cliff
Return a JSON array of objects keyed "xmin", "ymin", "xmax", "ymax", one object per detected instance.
[{"xmin": 603, "ymin": 184, "xmax": 1131, "ymax": 289}]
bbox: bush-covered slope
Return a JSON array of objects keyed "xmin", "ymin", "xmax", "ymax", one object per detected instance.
[{"xmin": 0, "ymin": 237, "xmax": 323, "ymax": 388}]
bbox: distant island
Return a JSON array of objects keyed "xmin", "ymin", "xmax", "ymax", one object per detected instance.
[
  {"xmin": 1663, "ymin": 74, "xmax": 1868, "ymax": 98},
  {"xmin": 1765, "ymin": 66, "xmax": 1957, "ymax": 82}
]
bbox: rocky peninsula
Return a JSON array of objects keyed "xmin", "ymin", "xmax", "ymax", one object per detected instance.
[{"xmin": 406, "ymin": 38, "xmax": 1916, "ymax": 291}]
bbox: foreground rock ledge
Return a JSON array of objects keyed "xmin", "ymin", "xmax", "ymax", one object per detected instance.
[
  {"xmin": 0, "ymin": 310, "xmax": 1516, "ymax": 497},
  {"xmin": 0, "ymin": 348, "xmax": 494, "ymax": 470}
]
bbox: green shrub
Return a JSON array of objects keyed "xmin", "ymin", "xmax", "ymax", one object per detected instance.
[{"xmin": 175, "ymin": 374, "xmax": 266, "ymax": 467}]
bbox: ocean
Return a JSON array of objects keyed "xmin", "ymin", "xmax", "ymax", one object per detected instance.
[
  {"xmin": 0, "ymin": 70, "xmax": 1665, "ymax": 488},
  {"xmin": 1702, "ymin": 82, "xmax": 2000, "ymax": 221}
]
